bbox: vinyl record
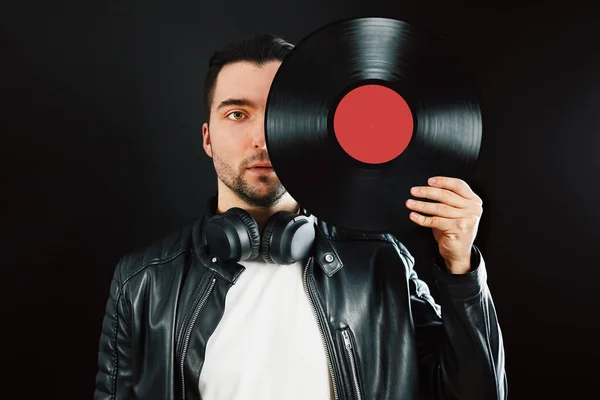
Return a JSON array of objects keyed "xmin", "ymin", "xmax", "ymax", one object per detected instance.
[{"xmin": 265, "ymin": 17, "xmax": 483, "ymax": 233}]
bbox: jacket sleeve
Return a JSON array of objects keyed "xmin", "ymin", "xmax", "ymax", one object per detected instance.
[
  {"xmin": 94, "ymin": 258, "xmax": 136, "ymax": 399},
  {"xmin": 408, "ymin": 244, "xmax": 507, "ymax": 400}
]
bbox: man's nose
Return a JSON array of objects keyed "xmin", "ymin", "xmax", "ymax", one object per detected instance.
[{"xmin": 251, "ymin": 116, "xmax": 267, "ymax": 150}]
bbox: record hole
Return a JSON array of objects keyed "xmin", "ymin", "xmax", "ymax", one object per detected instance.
[{"xmin": 333, "ymin": 84, "xmax": 413, "ymax": 164}]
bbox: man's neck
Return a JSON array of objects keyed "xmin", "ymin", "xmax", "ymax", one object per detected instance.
[{"xmin": 215, "ymin": 186, "xmax": 299, "ymax": 232}]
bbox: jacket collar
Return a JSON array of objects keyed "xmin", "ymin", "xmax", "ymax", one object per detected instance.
[{"xmin": 191, "ymin": 195, "xmax": 345, "ymax": 282}]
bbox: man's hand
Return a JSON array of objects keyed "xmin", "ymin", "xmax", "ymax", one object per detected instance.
[{"xmin": 405, "ymin": 176, "xmax": 483, "ymax": 275}]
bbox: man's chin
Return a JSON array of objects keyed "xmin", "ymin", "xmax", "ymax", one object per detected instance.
[
  {"xmin": 244, "ymin": 173, "xmax": 281, "ymax": 186},
  {"xmin": 237, "ymin": 184, "xmax": 286, "ymax": 207},
  {"xmin": 249, "ymin": 187, "xmax": 285, "ymax": 201},
  {"xmin": 240, "ymin": 193, "xmax": 284, "ymax": 207}
]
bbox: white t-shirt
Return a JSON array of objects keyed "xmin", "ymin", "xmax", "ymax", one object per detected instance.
[{"xmin": 198, "ymin": 257, "xmax": 334, "ymax": 400}]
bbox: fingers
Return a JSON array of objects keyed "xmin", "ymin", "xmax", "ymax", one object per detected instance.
[
  {"xmin": 427, "ymin": 177, "xmax": 483, "ymax": 204},
  {"xmin": 407, "ymin": 177, "xmax": 483, "ymax": 230},
  {"xmin": 405, "ymin": 198, "xmax": 463, "ymax": 219},
  {"xmin": 410, "ymin": 186, "xmax": 470, "ymax": 210},
  {"xmin": 408, "ymin": 212, "xmax": 455, "ymax": 230},
  {"xmin": 409, "ymin": 211, "xmax": 480, "ymax": 233},
  {"xmin": 410, "ymin": 177, "xmax": 483, "ymax": 212}
]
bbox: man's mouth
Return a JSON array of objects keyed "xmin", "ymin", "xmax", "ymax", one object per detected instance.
[
  {"xmin": 248, "ymin": 163, "xmax": 273, "ymax": 168},
  {"xmin": 247, "ymin": 164, "xmax": 275, "ymax": 174}
]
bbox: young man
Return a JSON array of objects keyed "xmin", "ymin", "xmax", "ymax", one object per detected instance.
[{"xmin": 94, "ymin": 34, "xmax": 507, "ymax": 400}]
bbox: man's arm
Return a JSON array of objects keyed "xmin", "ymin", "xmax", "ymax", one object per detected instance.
[
  {"xmin": 94, "ymin": 258, "xmax": 135, "ymax": 399},
  {"xmin": 408, "ymin": 244, "xmax": 507, "ymax": 400},
  {"xmin": 403, "ymin": 176, "xmax": 506, "ymax": 398}
]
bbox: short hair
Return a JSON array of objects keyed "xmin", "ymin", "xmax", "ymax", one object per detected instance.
[{"xmin": 204, "ymin": 33, "xmax": 294, "ymax": 120}]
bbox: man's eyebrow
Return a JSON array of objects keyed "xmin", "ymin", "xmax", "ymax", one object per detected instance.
[{"xmin": 216, "ymin": 98, "xmax": 257, "ymax": 110}]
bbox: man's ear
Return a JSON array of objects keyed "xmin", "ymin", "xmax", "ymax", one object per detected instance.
[{"xmin": 202, "ymin": 122, "xmax": 212, "ymax": 158}]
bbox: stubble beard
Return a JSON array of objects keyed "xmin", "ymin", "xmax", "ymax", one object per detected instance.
[{"xmin": 212, "ymin": 152, "xmax": 287, "ymax": 207}]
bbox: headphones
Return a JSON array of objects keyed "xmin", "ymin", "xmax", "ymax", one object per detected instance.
[{"xmin": 204, "ymin": 205, "xmax": 316, "ymax": 265}]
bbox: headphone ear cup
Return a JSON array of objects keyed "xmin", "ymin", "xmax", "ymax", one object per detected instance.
[
  {"xmin": 205, "ymin": 207, "xmax": 260, "ymax": 261},
  {"xmin": 261, "ymin": 211, "xmax": 315, "ymax": 265},
  {"xmin": 229, "ymin": 208, "xmax": 261, "ymax": 259},
  {"xmin": 260, "ymin": 212, "xmax": 283, "ymax": 264}
]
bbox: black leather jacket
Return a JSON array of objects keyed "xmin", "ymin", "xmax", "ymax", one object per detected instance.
[{"xmin": 94, "ymin": 198, "xmax": 507, "ymax": 400}]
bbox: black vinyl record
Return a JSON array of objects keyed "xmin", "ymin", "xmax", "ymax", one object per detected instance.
[{"xmin": 265, "ymin": 17, "xmax": 482, "ymax": 233}]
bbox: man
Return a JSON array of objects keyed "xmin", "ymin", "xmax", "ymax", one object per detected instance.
[{"xmin": 95, "ymin": 33, "xmax": 507, "ymax": 400}]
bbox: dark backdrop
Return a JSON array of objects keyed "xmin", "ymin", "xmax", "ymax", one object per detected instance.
[{"xmin": 2, "ymin": 1, "xmax": 599, "ymax": 398}]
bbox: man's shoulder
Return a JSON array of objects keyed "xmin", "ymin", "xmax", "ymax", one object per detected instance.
[
  {"xmin": 314, "ymin": 217, "xmax": 412, "ymax": 257},
  {"xmin": 114, "ymin": 215, "xmax": 203, "ymax": 282}
]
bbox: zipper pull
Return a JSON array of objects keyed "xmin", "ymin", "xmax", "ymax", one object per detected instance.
[{"xmin": 342, "ymin": 330, "xmax": 352, "ymax": 350}]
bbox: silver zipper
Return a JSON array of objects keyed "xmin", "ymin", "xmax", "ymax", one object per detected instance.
[
  {"xmin": 342, "ymin": 329, "xmax": 362, "ymax": 400},
  {"xmin": 180, "ymin": 276, "xmax": 216, "ymax": 400},
  {"xmin": 303, "ymin": 256, "xmax": 339, "ymax": 400}
]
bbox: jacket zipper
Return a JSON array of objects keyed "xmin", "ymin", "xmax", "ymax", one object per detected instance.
[
  {"xmin": 341, "ymin": 329, "xmax": 362, "ymax": 400},
  {"xmin": 303, "ymin": 256, "xmax": 340, "ymax": 400},
  {"xmin": 180, "ymin": 276, "xmax": 217, "ymax": 400}
]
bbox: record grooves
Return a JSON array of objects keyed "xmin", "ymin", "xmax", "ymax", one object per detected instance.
[{"xmin": 265, "ymin": 17, "xmax": 483, "ymax": 233}]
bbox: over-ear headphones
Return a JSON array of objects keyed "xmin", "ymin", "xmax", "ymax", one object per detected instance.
[{"xmin": 204, "ymin": 206, "xmax": 316, "ymax": 265}]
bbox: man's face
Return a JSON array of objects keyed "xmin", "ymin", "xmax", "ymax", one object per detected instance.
[{"xmin": 202, "ymin": 61, "xmax": 286, "ymax": 207}]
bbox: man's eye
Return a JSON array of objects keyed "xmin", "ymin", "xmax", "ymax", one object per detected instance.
[{"xmin": 227, "ymin": 112, "xmax": 246, "ymax": 121}]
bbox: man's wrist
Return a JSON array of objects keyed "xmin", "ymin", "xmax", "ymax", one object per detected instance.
[
  {"xmin": 434, "ymin": 246, "xmax": 481, "ymax": 275},
  {"xmin": 432, "ymin": 246, "xmax": 487, "ymax": 300},
  {"xmin": 445, "ymin": 259, "xmax": 471, "ymax": 275},
  {"xmin": 444, "ymin": 249, "xmax": 473, "ymax": 274}
]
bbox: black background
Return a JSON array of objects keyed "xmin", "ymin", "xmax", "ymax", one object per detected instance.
[{"xmin": 2, "ymin": 1, "xmax": 599, "ymax": 398}]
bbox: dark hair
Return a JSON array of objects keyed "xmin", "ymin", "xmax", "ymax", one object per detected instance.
[{"xmin": 204, "ymin": 33, "xmax": 294, "ymax": 120}]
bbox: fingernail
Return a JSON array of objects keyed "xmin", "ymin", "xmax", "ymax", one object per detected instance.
[
  {"xmin": 429, "ymin": 177, "xmax": 437, "ymax": 184},
  {"xmin": 411, "ymin": 187, "xmax": 419, "ymax": 194}
]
